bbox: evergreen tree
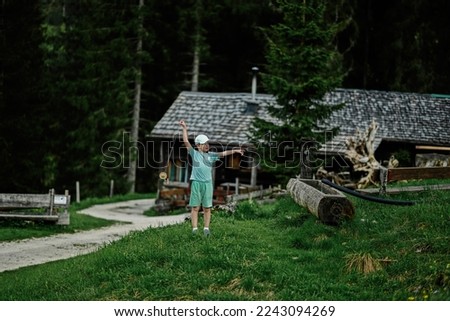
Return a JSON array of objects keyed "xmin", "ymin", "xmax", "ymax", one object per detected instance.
[
  {"xmin": 42, "ymin": 0, "xmax": 150, "ymax": 196},
  {"xmin": 2, "ymin": 0, "xmax": 448, "ymax": 197},
  {"xmin": 199, "ymin": 0, "xmax": 277, "ymax": 92},
  {"xmin": 251, "ymin": 0, "xmax": 348, "ymax": 182},
  {"xmin": 127, "ymin": 0, "xmax": 145, "ymax": 193},
  {"xmin": 343, "ymin": 0, "xmax": 450, "ymax": 93},
  {"xmin": 0, "ymin": 0, "xmax": 48, "ymax": 192}
]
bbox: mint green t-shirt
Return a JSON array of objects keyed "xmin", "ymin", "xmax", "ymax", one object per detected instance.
[{"xmin": 188, "ymin": 147, "xmax": 219, "ymax": 182}]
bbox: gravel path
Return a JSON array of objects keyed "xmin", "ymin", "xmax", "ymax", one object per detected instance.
[{"xmin": 0, "ymin": 199, "xmax": 189, "ymax": 273}]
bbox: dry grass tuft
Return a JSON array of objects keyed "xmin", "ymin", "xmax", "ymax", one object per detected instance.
[{"xmin": 345, "ymin": 253, "xmax": 383, "ymax": 274}]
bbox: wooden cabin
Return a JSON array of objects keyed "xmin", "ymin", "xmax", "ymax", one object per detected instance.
[{"xmin": 150, "ymin": 88, "xmax": 450, "ymax": 192}]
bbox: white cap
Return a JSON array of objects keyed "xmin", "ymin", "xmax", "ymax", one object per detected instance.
[{"xmin": 195, "ymin": 134, "xmax": 209, "ymax": 144}]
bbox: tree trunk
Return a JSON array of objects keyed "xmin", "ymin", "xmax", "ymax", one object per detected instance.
[
  {"xmin": 191, "ymin": 46, "xmax": 199, "ymax": 92},
  {"xmin": 191, "ymin": 0, "xmax": 202, "ymax": 92},
  {"xmin": 287, "ymin": 178, "xmax": 355, "ymax": 225},
  {"xmin": 127, "ymin": 0, "xmax": 144, "ymax": 193}
]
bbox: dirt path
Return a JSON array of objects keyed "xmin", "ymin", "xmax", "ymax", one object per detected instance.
[{"xmin": 0, "ymin": 199, "xmax": 189, "ymax": 273}]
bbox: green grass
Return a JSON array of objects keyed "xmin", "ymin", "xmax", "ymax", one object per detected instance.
[
  {"xmin": 0, "ymin": 193, "xmax": 155, "ymax": 242},
  {"xmin": 0, "ymin": 187, "xmax": 448, "ymax": 301}
]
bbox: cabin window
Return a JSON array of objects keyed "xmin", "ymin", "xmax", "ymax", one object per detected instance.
[
  {"xmin": 227, "ymin": 153, "xmax": 241, "ymax": 169},
  {"xmin": 169, "ymin": 160, "xmax": 188, "ymax": 182}
]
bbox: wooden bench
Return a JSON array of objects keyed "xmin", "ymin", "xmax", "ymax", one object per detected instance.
[{"xmin": 0, "ymin": 189, "xmax": 70, "ymax": 225}]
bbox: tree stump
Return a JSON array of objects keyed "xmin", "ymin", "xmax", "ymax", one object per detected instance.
[
  {"xmin": 345, "ymin": 119, "xmax": 381, "ymax": 188},
  {"xmin": 287, "ymin": 178, "xmax": 355, "ymax": 225}
]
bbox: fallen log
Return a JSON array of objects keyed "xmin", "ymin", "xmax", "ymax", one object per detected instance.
[{"xmin": 287, "ymin": 178, "xmax": 355, "ymax": 225}]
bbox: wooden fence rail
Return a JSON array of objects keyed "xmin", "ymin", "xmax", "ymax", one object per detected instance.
[
  {"xmin": 387, "ymin": 166, "xmax": 450, "ymax": 181},
  {"xmin": 361, "ymin": 166, "xmax": 450, "ymax": 195}
]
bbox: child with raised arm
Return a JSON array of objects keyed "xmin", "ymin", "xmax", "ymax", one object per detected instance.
[{"xmin": 179, "ymin": 120, "xmax": 244, "ymax": 236}]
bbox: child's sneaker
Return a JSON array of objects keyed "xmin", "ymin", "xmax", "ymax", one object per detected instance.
[
  {"xmin": 192, "ymin": 228, "xmax": 198, "ymax": 235},
  {"xmin": 203, "ymin": 228, "xmax": 210, "ymax": 237}
]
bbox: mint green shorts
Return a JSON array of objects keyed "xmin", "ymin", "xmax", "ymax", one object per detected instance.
[{"xmin": 189, "ymin": 180, "xmax": 213, "ymax": 208}]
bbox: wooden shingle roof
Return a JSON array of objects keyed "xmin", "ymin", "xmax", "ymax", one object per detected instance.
[
  {"xmin": 319, "ymin": 89, "xmax": 450, "ymax": 154},
  {"xmin": 150, "ymin": 91, "xmax": 278, "ymax": 145},
  {"xmin": 150, "ymin": 89, "xmax": 450, "ymax": 153}
]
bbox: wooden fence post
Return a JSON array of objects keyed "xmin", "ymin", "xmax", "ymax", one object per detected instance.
[
  {"xmin": 76, "ymin": 181, "xmax": 80, "ymax": 203},
  {"xmin": 109, "ymin": 180, "xmax": 114, "ymax": 197}
]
